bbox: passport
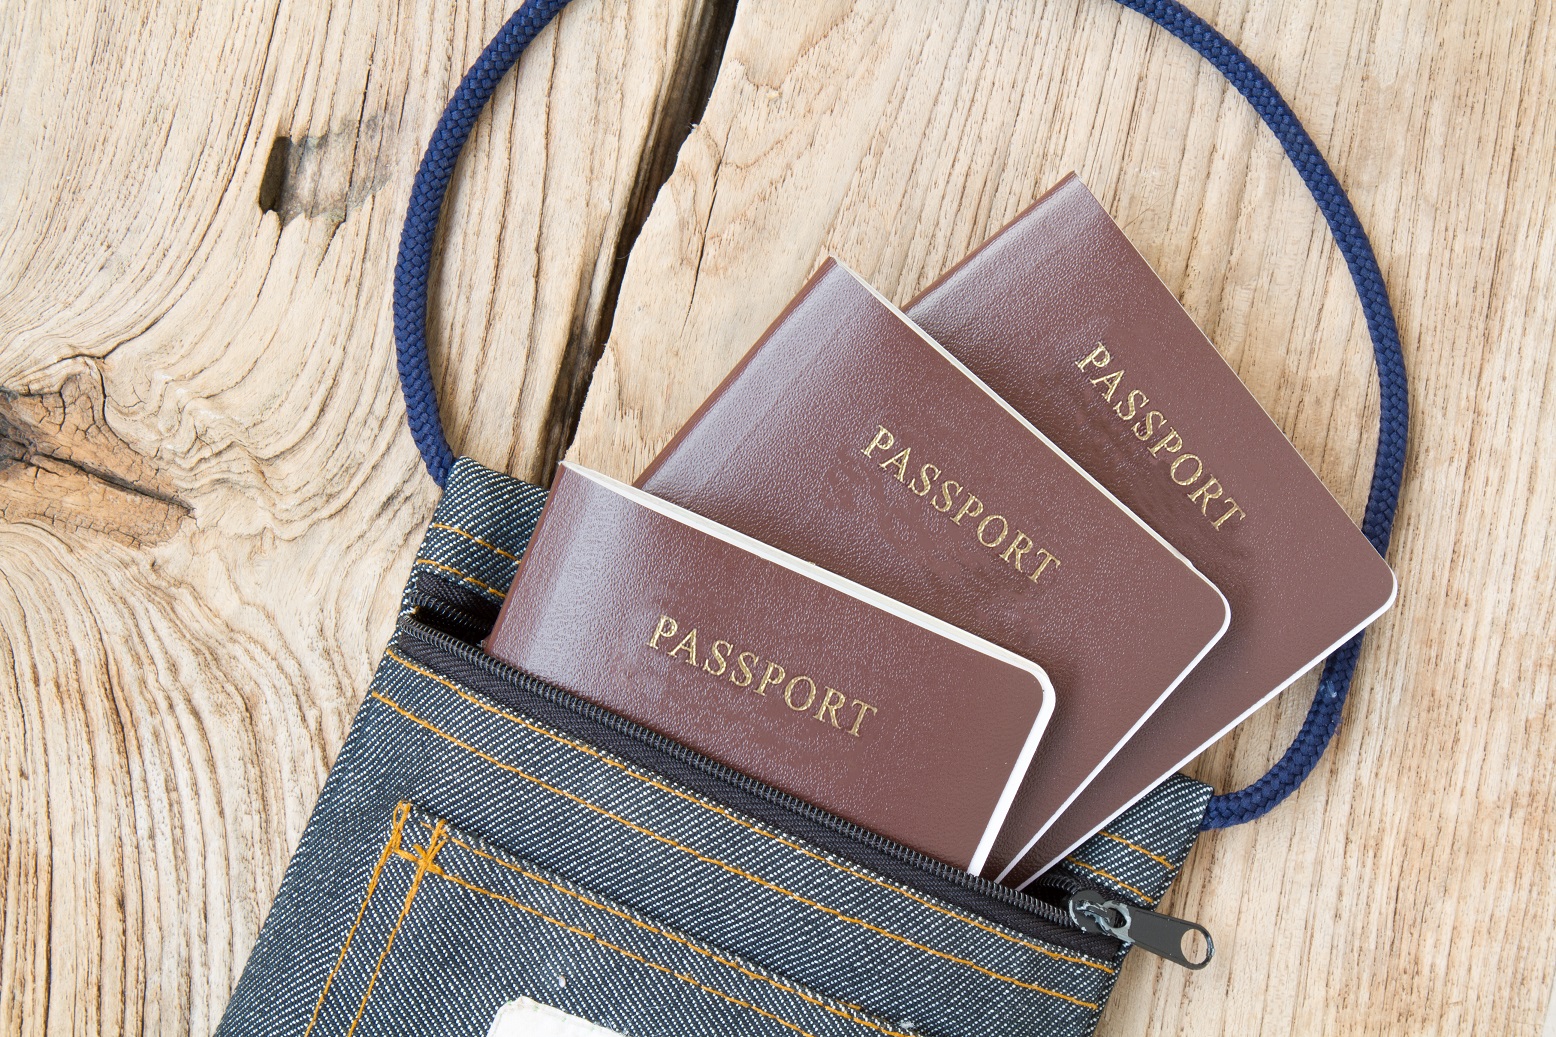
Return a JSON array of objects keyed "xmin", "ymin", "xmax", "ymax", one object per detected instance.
[
  {"xmin": 907, "ymin": 174, "xmax": 1397, "ymax": 885},
  {"xmin": 638, "ymin": 259, "xmax": 1230, "ymax": 879},
  {"xmin": 485, "ymin": 462, "xmax": 1058, "ymax": 872}
]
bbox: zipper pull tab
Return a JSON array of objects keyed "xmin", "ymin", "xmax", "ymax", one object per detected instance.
[{"xmin": 1067, "ymin": 889, "xmax": 1214, "ymax": 970}]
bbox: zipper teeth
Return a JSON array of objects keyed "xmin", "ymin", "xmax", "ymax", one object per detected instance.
[
  {"xmin": 398, "ymin": 610, "xmax": 1083, "ymax": 931},
  {"xmin": 1033, "ymin": 871, "xmax": 1088, "ymax": 898}
]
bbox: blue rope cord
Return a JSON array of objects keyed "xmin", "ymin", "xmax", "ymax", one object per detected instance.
[
  {"xmin": 1112, "ymin": 0, "xmax": 1408, "ymax": 827},
  {"xmin": 390, "ymin": 0, "xmax": 1408, "ymax": 829},
  {"xmin": 393, "ymin": 0, "xmax": 571, "ymax": 487}
]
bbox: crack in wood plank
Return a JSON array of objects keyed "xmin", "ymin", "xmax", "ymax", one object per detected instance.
[{"xmin": 535, "ymin": 0, "xmax": 740, "ymax": 486}]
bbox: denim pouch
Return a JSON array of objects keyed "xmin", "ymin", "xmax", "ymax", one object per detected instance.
[
  {"xmin": 218, "ymin": 459, "xmax": 1212, "ymax": 1037},
  {"xmin": 219, "ymin": 0, "xmax": 1409, "ymax": 1030}
]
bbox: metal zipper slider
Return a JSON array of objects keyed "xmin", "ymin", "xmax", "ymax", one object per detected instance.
[{"xmin": 1067, "ymin": 889, "xmax": 1214, "ymax": 969}]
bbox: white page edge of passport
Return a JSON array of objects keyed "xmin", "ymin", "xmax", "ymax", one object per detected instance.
[
  {"xmin": 1012, "ymin": 572, "xmax": 1397, "ymax": 887},
  {"xmin": 1001, "ymin": 191, "xmax": 1406, "ymax": 882},
  {"xmin": 560, "ymin": 461, "xmax": 1055, "ymax": 875},
  {"xmin": 825, "ymin": 258, "xmax": 1235, "ymax": 882},
  {"xmin": 961, "ymin": 180, "xmax": 1401, "ymax": 884}
]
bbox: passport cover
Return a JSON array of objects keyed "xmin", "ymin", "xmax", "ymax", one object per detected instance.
[
  {"xmin": 908, "ymin": 173, "xmax": 1397, "ymax": 885},
  {"xmin": 485, "ymin": 463, "xmax": 1057, "ymax": 872},
  {"xmin": 638, "ymin": 260, "xmax": 1230, "ymax": 879}
]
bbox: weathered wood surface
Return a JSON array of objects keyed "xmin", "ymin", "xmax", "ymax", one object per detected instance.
[
  {"xmin": 572, "ymin": 1, "xmax": 1556, "ymax": 1034},
  {"xmin": 1, "ymin": 0, "xmax": 1552, "ymax": 1033},
  {"xmin": 0, "ymin": 0, "xmax": 722, "ymax": 1031}
]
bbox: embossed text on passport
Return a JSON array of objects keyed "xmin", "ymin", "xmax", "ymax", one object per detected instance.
[
  {"xmin": 861, "ymin": 424, "xmax": 1063, "ymax": 584},
  {"xmin": 1075, "ymin": 343, "xmax": 1247, "ymax": 531},
  {"xmin": 646, "ymin": 613, "xmax": 881, "ymax": 738}
]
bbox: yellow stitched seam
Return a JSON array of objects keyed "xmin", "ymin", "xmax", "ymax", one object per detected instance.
[
  {"xmin": 1096, "ymin": 830, "xmax": 1176, "ymax": 871},
  {"xmin": 1062, "ymin": 857, "xmax": 1148, "ymax": 901},
  {"xmin": 431, "ymin": 840, "xmax": 899, "ymax": 1031},
  {"xmin": 413, "ymin": 822, "xmax": 876, "ymax": 1019},
  {"xmin": 445, "ymin": 832, "xmax": 1099, "ymax": 1009},
  {"xmin": 428, "ymin": 522, "xmax": 522, "ymax": 561},
  {"xmin": 430, "ymin": 860, "xmax": 915, "ymax": 1036},
  {"xmin": 382, "ymin": 649, "xmax": 1113, "ymax": 976},
  {"xmin": 303, "ymin": 802, "xmax": 412, "ymax": 1037},
  {"xmin": 413, "ymin": 558, "xmax": 505, "ymax": 598},
  {"xmin": 369, "ymin": 689, "xmax": 1108, "ymax": 1006},
  {"xmin": 346, "ymin": 821, "xmax": 451, "ymax": 1036}
]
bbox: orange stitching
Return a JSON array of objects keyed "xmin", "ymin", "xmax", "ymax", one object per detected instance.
[
  {"xmin": 1062, "ymin": 857, "xmax": 1149, "ymax": 901},
  {"xmin": 412, "ymin": 558, "xmax": 506, "ymax": 598},
  {"xmin": 428, "ymin": 522, "xmax": 521, "ymax": 562},
  {"xmin": 1096, "ymin": 831, "xmax": 1177, "ymax": 871},
  {"xmin": 420, "ymin": 820, "xmax": 883, "ymax": 1015},
  {"xmin": 438, "ymin": 834, "xmax": 1095, "ymax": 1008},
  {"xmin": 303, "ymin": 803, "xmax": 412, "ymax": 1037},
  {"xmin": 346, "ymin": 821, "xmax": 450, "ymax": 1036},
  {"xmin": 382, "ymin": 649, "xmax": 1113, "ymax": 975},
  {"xmin": 435, "ymin": 841, "xmax": 915, "ymax": 1029},
  {"xmin": 369, "ymin": 690, "xmax": 1109, "ymax": 1004},
  {"xmin": 451, "ymin": 834, "xmax": 1101, "ymax": 1008},
  {"xmin": 431, "ymin": 861, "xmax": 916, "ymax": 1036}
]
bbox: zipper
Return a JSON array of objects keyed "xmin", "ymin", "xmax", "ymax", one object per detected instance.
[
  {"xmin": 409, "ymin": 568, "xmax": 500, "ymax": 642},
  {"xmin": 1033, "ymin": 872, "xmax": 1214, "ymax": 970},
  {"xmin": 398, "ymin": 577, "xmax": 1209, "ymax": 967}
]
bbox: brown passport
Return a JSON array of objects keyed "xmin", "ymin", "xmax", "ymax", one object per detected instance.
[
  {"xmin": 485, "ymin": 463, "xmax": 1057, "ymax": 872},
  {"xmin": 638, "ymin": 260, "xmax": 1230, "ymax": 879},
  {"xmin": 908, "ymin": 174, "xmax": 1397, "ymax": 885}
]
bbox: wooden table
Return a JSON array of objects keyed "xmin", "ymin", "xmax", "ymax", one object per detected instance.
[{"xmin": 2, "ymin": 1, "xmax": 1551, "ymax": 1032}]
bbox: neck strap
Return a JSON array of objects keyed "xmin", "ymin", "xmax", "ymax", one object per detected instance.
[{"xmin": 391, "ymin": 0, "xmax": 1408, "ymax": 830}]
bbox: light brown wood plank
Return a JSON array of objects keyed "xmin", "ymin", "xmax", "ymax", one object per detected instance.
[
  {"xmin": 4, "ymin": 0, "xmax": 1554, "ymax": 1032},
  {"xmin": 0, "ymin": 0, "xmax": 717, "ymax": 1030},
  {"xmin": 570, "ymin": 0, "xmax": 1556, "ymax": 1033}
]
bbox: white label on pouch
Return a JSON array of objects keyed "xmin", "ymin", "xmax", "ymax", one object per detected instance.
[{"xmin": 488, "ymin": 998, "xmax": 625, "ymax": 1037}]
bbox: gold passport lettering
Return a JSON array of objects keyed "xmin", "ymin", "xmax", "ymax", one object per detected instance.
[
  {"xmin": 1075, "ymin": 344, "xmax": 1248, "ymax": 531},
  {"xmin": 861, "ymin": 425, "xmax": 1061, "ymax": 584},
  {"xmin": 646, "ymin": 614, "xmax": 880, "ymax": 737}
]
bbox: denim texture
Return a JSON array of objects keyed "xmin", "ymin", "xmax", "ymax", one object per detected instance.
[{"xmin": 219, "ymin": 459, "xmax": 1211, "ymax": 1037}]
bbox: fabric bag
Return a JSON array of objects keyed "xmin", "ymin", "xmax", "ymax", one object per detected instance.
[{"xmin": 217, "ymin": 2, "xmax": 1407, "ymax": 1034}]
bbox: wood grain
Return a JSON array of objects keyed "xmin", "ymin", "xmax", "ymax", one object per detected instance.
[
  {"xmin": 571, "ymin": 0, "xmax": 1556, "ymax": 1034},
  {"xmin": 2, "ymin": 0, "xmax": 1552, "ymax": 1033},
  {"xmin": 0, "ymin": 0, "xmax": 716, "ymax": 1030}
]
